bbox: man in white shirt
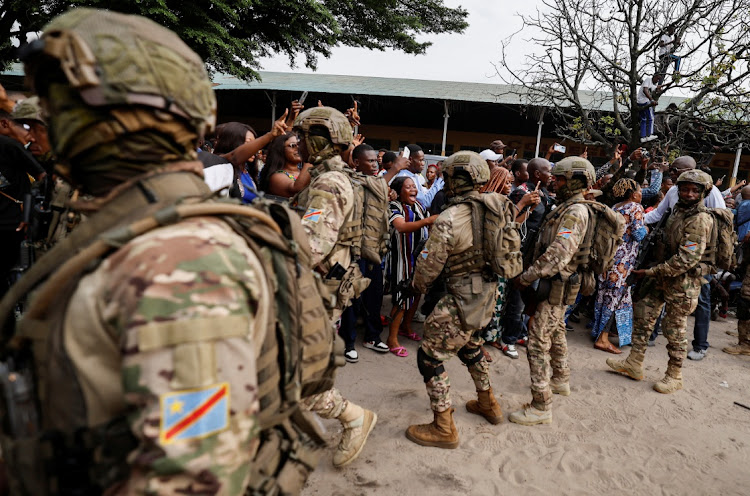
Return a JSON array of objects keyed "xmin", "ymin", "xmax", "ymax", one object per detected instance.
[
  {"xmin": 637, "ymin": 74, "xmax": 663, "ymax": 143},
  {"xmin": 658, "ymin": 25, "xmax": 682, "ymax": 73},
  {"xmin": 393, "ymin": 144, "xmax": 444, "ymax": 209},
  {"xmin": 643, "ymin": 156, "xmax": 725, "ymax": 362}
]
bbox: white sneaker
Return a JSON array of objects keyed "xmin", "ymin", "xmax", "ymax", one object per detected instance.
[
  {"xmin": 413, "ymin": 311, "xmax": 427, "ymax": 323},
  {"xmin": 687, "ymin": 349, "xmax": 707, "ymax": 361},
  {"xmin": 501, "ymin": 343, "xmax": 519, "ymax": 359},
  {"xmin": 344, "ymin": 349, "xmax": 359, "ymax": 363}
]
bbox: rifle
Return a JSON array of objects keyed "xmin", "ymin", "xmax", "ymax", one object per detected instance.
[{"xmin": 625, "ymin": 207, "xmax": 671, "ymax": 303}]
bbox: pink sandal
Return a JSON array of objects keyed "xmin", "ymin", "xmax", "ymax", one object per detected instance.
[{"xmin": 389, "ymin": 346, "xmax": 409, "ymax": 357}]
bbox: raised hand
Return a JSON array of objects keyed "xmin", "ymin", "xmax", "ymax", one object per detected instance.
[
  {"xmin": 345, "ymin": 100, "xmax": 361, "ymax": 128},
  {"xmin": 352, "ymin": 133, "xmax": 365, "ymax": 147}
]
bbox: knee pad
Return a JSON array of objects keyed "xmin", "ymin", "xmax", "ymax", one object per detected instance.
[
  {"xmin": 738, "ymin": 299, "xmax": 750, "ymax": 321},
  {"xmin": 457, "ymin": 346, "xmax": 483, "ymax": 366},
  {"xmin": 417, "ymin": 348, "xmax": 445, "ymax": 383}
]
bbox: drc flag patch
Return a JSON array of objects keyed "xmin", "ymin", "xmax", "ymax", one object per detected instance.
[
  {"xmin": 303, "ymin": 208, "xmax": 323, "ymax": 223},
  {"xmin": 420, "ymin": 249, "xmax": 429, "ymax": 259},
  {"xmin": 684, "ymin": 241, "xmax": 698, "ymax": 251},
  {"xmin": 160, "ymin": 383, "xmax": 230, "ymax": 444},
  {"xmin": 557, "ymin": 228, "xmax": 572, "ymax": 239}
]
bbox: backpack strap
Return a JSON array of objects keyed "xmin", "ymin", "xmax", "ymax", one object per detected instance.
[{"xmin": 10, "ymin": 202, "xmax": 281, "ymax": 346}]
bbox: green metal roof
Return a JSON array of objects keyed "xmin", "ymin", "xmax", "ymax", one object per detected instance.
[{"xmin": 3, "ymin": 63, "xmax": 687, "ymax": 111}]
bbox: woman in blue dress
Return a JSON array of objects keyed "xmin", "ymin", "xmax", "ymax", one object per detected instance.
[{"xmin": 592, "ymin": 178, "xmax": 648, "ymax": 353}]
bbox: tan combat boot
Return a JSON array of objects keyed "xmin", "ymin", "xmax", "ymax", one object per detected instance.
[
  {"xmin": 723, "ymin": 324, "xmax": 750, "ymax": 356},
  {"xmin": 653, "ymin": 365, "xmax": 683, "ymax": 394},
  {"xmin": 551, "ymin": 382, "xmax": 571, "ymax": 396},
  {"xmin": 508, "ymin": 403, "xmax": 552, "ymax": 426},
  {"xmin": 333, "ymin": 404, "xmax": 377, "ymax": 467},
  {"xmin": 606, "ymin": 351, "xmax": 645, "ymax": 380},
  {"xmin": 466, "ymin": 388, "xmax": 504, "ymax": 424},
  {"xmin": 405, "ymin": 408, "xmax": 459, "ymax": 449}
]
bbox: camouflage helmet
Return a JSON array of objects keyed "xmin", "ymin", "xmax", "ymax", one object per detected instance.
[
  {"xmin": 551, "ymin": 156, "xmax": 596, "ymax": 187},
  {"xmin": 441, "ymin": 151, "xmax": 490, "ymax": 197},
  {"xmin": 12, "ymin": 97, "xmax": 46, "ymax": 125},
  {"xmin": 22, "ymin": 8, "xmax": 216, "ymax": 135},
  {"xmin": 293, "ymin": 107, "xmax": 353, "ymax": 146},
  {"xmin": 676, "ymin": 170, "xmax": 713, "ymax": 197}
]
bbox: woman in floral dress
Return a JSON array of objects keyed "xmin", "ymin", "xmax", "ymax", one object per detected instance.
[{"xmin": 591, "ymin": 178, "xmax": 648, "ymax": 353}]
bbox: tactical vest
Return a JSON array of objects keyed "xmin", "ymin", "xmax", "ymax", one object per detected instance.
[
  {"xmin": 0, "ymin": 169, "xmax": 337, "ymax": 495},
  {"xmin": 659, "ymin": 203, "xmax": 723, "ymax": 276}
]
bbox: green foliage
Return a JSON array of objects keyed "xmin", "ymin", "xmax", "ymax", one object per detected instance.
[{"xmin": 1, "ymin": 0, "xmax": 468, "ymax": 80}]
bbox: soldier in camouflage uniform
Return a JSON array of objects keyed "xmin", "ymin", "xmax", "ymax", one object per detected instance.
[
  {"xmin": 510, "ymin": 157, "xmax": 596, "ymax": 426},
  {"xmin": 0, "ymin": 9, "xmax": 325, "ymax": 495},
  {"xmin": 293, "ymin": 107, "xmax": 380, "ymax": 467},
  {"xmin": 405, "ymin": 151, "xmax": 504, "ymax": 449},
  {"xmin": 608, "ymin": 170, "xmax": 715, "ymax": 393},
  {"xmin": 12, "ymin": 96, "xmax": 81, "ymax": 250}
]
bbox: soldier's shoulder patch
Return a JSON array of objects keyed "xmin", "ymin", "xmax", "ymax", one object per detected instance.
[
  {"xmin": 420, "ymin": 249, "xmax": 429, "ymax": 259},
  {"xmin": 557, "ymin": 227, "xmax": 572, "ymax": 239},
  {"xmin": 303, "ymin": 207, "xmax": 324, "ymax": 223},
  {"xmin": 683, "ymin": 241, "xmax": 698, "ymax": 251},
  {"xmin": 160, "ymin": 383, "xmax": 230, "ymax": 444}
]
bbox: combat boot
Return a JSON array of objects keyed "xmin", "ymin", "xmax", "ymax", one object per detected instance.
[
  {"xmin": 405, "ymin": 408, "xmax": 459, "ymax": 449},
  {"xmin": 333, "ymin": 404, "xmax": 377, "ymax": 467},
  {"xmin": 653, "ymin": 365, "xmax": 683, "ymax": 394},
  {"xmin": 550, "ymin": 381, "xmax": 571, "ymax": 396},
  {"xmin": 723, "ymin": 326, "xmax": 750, "ymax": 355},
  {"xmin": 508, "ymin": 403, "xmax": 552, "ymax": 426},
  {"xmin": 722, "ymin": 342, "xmax": 750, "ymax": 356},
  {"xmin": 466, "ymin": 388, "xmax": 503, "ymax": 424},
  {"xmin": 606, "ymin": 351, "xmax": 645, "ymax": 380}
]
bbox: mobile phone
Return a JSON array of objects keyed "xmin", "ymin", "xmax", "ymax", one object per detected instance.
[
  {"xmin": 298, "ymin": 91, "xmax": 309, "ymax": 105},
  {"xmin": 402, "ymin": 146, "xmax": 411, "ymax": 160},
  {"xmin": 553, "ymin": 144, "xmax": 566, "ymax": 153}
]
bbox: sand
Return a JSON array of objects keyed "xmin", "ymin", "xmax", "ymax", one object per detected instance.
[{"xmin": 302, "ymin": 310, "xmax": 750, "ymax": 496}]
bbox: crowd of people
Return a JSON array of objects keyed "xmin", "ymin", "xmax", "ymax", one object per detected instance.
[{"xmin": 1, "ymin": 8, "xmax": 749, "ymax": 495}]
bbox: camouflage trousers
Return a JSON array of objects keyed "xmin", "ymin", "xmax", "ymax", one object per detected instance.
[
  {"xmin": 631, "ymin": 289, "xmax": 698, "ymax": 368},
  {"xmin": 739, "ymin": 267, "xmax": 750, "ymax": 345},
  {"xmin": 299, "ymin": 387, "xmax": 348, "ymax": 419},
  {"xmin": 527, "ymin": 301, "xmax": 570, "ymax": 411},
  {"xmin": 420, "ymin": 295, "xmax": 491, "ymax": 413}
]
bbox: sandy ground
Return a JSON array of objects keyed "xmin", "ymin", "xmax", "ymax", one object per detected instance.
[{"xmin": 302, "ymin": 306, "xmax": 750, "ymax": 496}]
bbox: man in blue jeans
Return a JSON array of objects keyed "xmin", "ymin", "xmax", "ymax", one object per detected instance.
[{"xmin": 687, "ymin": 274, "xmax": 712, "ymax": 360}]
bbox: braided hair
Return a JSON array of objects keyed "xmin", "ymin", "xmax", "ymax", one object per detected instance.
[{"xmin": 611, "ymin": 178, "xmax": 639, "ymax": 201}]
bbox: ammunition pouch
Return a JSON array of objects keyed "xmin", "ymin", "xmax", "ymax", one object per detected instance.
[
  {"xmin": 246, "ymin": 410, "xmax": 326, "ymax": 496},
  {"xmin": 546, "ymin": 273, "xmax": 581, "ymax": 306}
]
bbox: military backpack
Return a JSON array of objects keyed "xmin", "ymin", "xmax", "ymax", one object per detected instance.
[
  {"xmin": 444, "ymin": 191, "xmax": 523, "ymax": 280},
  {"xmin": 538, "ymin": 199, "xmax": 626, "ymax": 295},
  {"xmin": 702, "ymin": 207, "xmax": 737, "ymax": 271}
]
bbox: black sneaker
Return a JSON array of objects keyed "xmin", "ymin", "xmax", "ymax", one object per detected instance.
[{"xmin": 344, "ymin": 349, "xmax": 359, "ymax": 363}]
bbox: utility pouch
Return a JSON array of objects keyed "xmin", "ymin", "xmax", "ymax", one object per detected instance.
[
  {"xmin": 548, "ymin": 279, "xmax": 566, "ymax": 306},
  {"xmin": 565, "ymin": 272, "xmax": 581, "ymax": 306}
]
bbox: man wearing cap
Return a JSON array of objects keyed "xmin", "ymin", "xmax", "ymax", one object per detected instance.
[{"xmin": 12, "ymin": 97, "xmax": 52, "ymax": 166}]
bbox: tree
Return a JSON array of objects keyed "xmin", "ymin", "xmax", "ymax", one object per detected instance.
[
  {"xmin": 497, "ymin": 0, "xmax": 750, "ymax": 161},
  {"xmin": 2, "ymin": 0, "xmax": 468, "ymax": 81}
]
